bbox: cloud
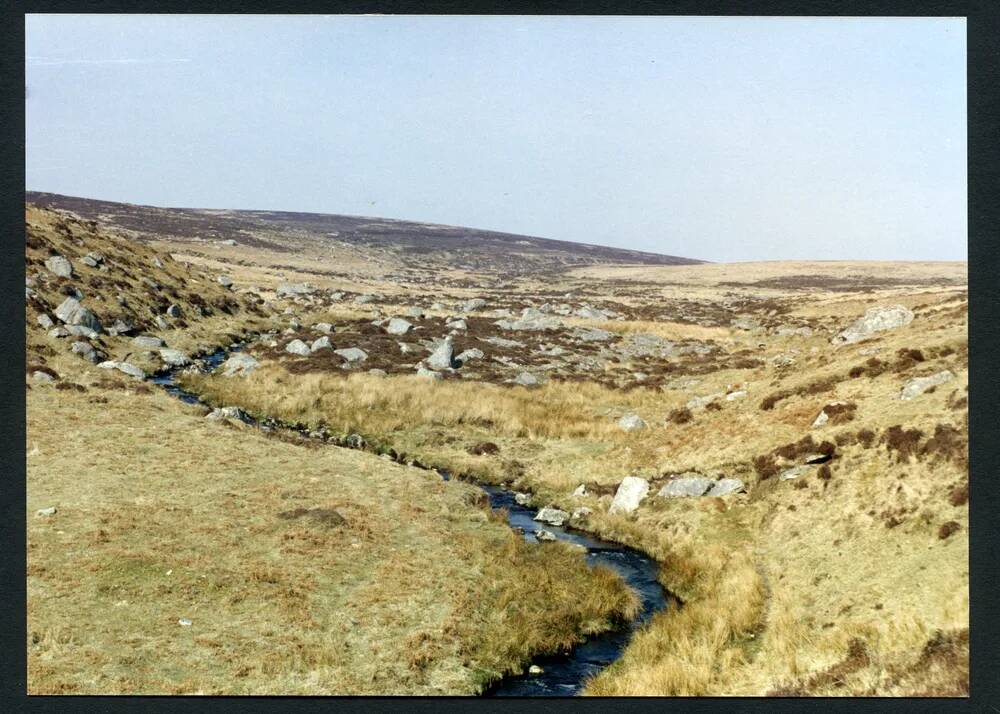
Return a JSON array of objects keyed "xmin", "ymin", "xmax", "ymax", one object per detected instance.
[{"xmin": 26, "ymin": 56, "xmax": 192, "ymax": 67}]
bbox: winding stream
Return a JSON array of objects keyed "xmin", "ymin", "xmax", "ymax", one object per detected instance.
[{"xmin": 151, "ymin": 345, "xmax": 672, "ymax": 697}]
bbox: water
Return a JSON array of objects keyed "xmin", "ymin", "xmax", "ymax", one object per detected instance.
[
  {"xmin": 478, "ymin": 485, "xmax": 669, "ymax": 696},
  {"xmin": 154, "ymin": 346, "xmax": 671, "ymax": 697}
]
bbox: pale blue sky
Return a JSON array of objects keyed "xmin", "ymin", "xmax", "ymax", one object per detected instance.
[{"xmin": 26, "ymin": 15, "xmax": 966, "ymax": 262}]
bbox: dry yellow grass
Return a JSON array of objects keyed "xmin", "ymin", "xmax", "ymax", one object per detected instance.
[
  {"xmin": 26, "ymin": 383, "xmax": 637, "ymax": 694},
  {"xmin": 180, "ymin": 262, "xmax": 968, "ymax": 696}
]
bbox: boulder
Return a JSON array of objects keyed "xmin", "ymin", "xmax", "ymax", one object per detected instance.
[
  {"xmin": 514, "ymin": 493, "xmax": 531, "ymax": 506},
  {"xmin": 446, "ymin": 318, "xmax": 468, "ymax": 331},
  {"xmin": 219, "ymin": 353, "xmax": 259, "ymax": 377},
  {"xmin": 385, "ymin": 317, "xmax": 413, "ymax": 335},
  {"xmin": 45, "ymin": 255, "xmax": 73, "ymax": 278},
  {"xmin": 313, "ymin": 322, "xmax": 334, "ymax": 333},
  {"xmin": 533, "ymin": 529, "xmax": 557, "ymax": 542},
  {"xmin": 133, "ymin": 335, "xmax": 165, "ymax": 349},
  {"xmin": 35, "ymin": 507, "xmax": 57, "ymax": 517},
  {"xmin": 427, "ymin": 336, "xmax": 455, "ymax": 370},
  {"xmin": 618, "ymin": 413, "xmax": 647, "ymax": 432},
  {"xmin": 36, "ymin": 314, "xmax": 54, "ymax": 330},
  {"xmin": 900, "ymin": 371, "xmax": 955, "ymax": 401},
  {"xmin": 98, "ymin": 360, "xmax": 145, "ymax": 380},
  {"xmin": 48, "ymin": 327, "xmax": 70, "ymax": 338},
  {"xmin": 65, "ymin": 325, "xmax": 99, "ymax": 339},
  {"xmin": 206, "ymin": 406, "xmax": 253, "ymax": 423},
  {"xmin": 513, "ymin": 372, "xmax": 540, "ymax": 387},
  {"xmin": 335, "ymin": 347, "xmax": 368, "ymax": 363},
  {"xmin": 276, "ymin": 283, "xmax": 314, "ymax": 297},
  {"xmin": 658, "ymin": 477, "xmax": 713, "ymax": 498},
  {"xmin": 70, "ymin": 341, "xmax": 99, "ymax": 363},
  {"xmin": 159, "ymin": 349, "xmax": 190, "ymax": 367},
  {"xmin": 459, "ymin": 298, "xmax": 487, "ymax": 312},
  {"xmin": 31, "ymin": 370, "xmax": 55, "ymax": 384},
  {"xmin": 416, "ymin": 366, "xmax": 443, "ymax": 380},
  {"xmin": 311, "ymin": 336, "xmax": 332, "ymax": 352},
  {"xmin": 609, "ymin": 476, "xmax": 649, "ymax": 515},
  {"xmin": 687, "ymin": 393, "xmax": 723, "ymax": 410},
  {"xmin": 706, "ymin": 478, "xmax": 745, "ymax": 497},
  {"xmin": 54, "ymin": 297, "xmax": 102, "ymax": 333},
  {"xmin": 106, "ymin": 319, "xmax": 135, "ymax": 337},
  {"xmin": 832, "ymin": 305, "xmax": 915, "ymax": 345},
  {"xmin": 456, "ymin": 348, "xmax": 484, "ymax": 364},
  {"xmin": 405, "ymin": 306, "xmax": 425, "ymax": 318},
  {"xmin": 285, "ymin": 339, "xmax": 311, "ymax": 356},
  {"xmin": 534, "ymin": 507, "xmax": 569, "ymax": 527}
]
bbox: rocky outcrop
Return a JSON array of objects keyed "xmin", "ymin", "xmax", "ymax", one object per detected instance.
[
  {"xmin": 832, "ymin": 305, "xmax": 914, "ymax": 345},
  {"xmin": 900, "ymin": 371, "xmax": 955, "ymax": 401}
]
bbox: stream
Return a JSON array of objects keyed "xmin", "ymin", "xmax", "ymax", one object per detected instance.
[{"xmin": 151, "ymin": 345, "xmax": 672, "ymax": 697}]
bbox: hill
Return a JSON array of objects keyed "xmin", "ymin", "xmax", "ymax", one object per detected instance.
[{"xmin": 25, "ymin": 192, "xmax": 703, "ymax": 276}]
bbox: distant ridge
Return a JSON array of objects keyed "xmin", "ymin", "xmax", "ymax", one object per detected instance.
[{"xmin": 25, "ymin": 191, "xmax": 704, "ymax": 273}]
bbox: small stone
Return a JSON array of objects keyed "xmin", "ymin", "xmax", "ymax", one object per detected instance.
[
  {"xmin": 178, "ymin": 618, "xmax": 192, "ymax": 627},
  {"xmin": 335, "ymin": 347, "xmax": 368, "ymax": 363},
  {"xmin": 36, "ymin": 314, "xmax": 54, "ymax": 330},
  {"xmin": 529, "ymin": 665, "xmax": 544, "ymax": 675},
  {"xmin": 514, "ymin": 492, "xmax": 531, "ymax": 506},
  {"xmin": 513, "ymin": 372, "xmax": 540, "ymax": 387},
  {"xmin": 313, "ymin": 322, "xmax": 334, "ymax": 333},
  {"xmin": 900, "ymin": 371, "xmax": 955, "ymax": 401},
  {"xmin": 385, "ymin": 317, "xmax": 413, "ymax": 335},
  {"xmin": 533, "ymin": 530, "xmax": 557, "ymax": 542},
  {"xmin": 573, "ymin": 484, "xmax": 587, "ymax": 498},
  {"xmin": 31, "ymin": 371, "xmax": 55, "ymax": 384},
  {"xmin": 35, "ymin": 507, "xmax": 57, "ymax": 517},
  {"xmin": 71, "ymin": 341, "xmax": 99, "ymax": 363},
  {"xmin": 217, "ymin": 275, "xmax": 233, "ymax": 288},
  {"xmin": 133, "ymin": 335, "xmax": 165, "ymax": 349}
]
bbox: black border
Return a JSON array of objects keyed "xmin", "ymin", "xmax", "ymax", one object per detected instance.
[{"xmin": 5, "ymin": 2, "xmax": 998, "ymax": 713}]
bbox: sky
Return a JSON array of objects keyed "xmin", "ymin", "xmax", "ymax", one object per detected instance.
[{"xmin": 25, "ymin": 15, "xmax": 966, "ymax": 262}]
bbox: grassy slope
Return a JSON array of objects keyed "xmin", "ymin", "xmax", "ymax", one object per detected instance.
[
  {"xmin": 183, "ymin": 268, "xmax": 968, "ymax": 696},
  {"xmin": 24, "ymin": 208, "xmax": 638, "ymax": 695}
]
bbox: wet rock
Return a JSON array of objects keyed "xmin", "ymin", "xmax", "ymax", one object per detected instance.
[
  {"xmin": 336, "ymin": 347, "xmax": 368, "ymax": 363},
  {"xmin": 98, "ymin": 360, "xmax": 146, "ymax": 380},
  {"xmin": 206, "ymin": 406, "xmax": 253, "ymax": 423},
  {"xmin": 609, "ymin": 476, "xmax": 649, "ymax": 515},
  {"xmin": 832, "ymin": 305, "xmax": 915, "ymax": 345},
  {"xmin": 55, "ymin": 297, "xmax": 103, "ymax": 333},
  {"xmin": 219, "ymin": 353, "xmax": 260, "ymax": 377},
  {"xmin": 618, "ymin": 413, "xmax": 647, "ymax": 432},
  {"xmin": 658, "ymin": 476, "xmax": 713, "ymax": 498},
  {"xmin": 427, "ymin": 336, "xmax": 455, "ymax": 370},
  {"xmin": 159, "ymin": 349, "xmax": 190, "ymax": 367},
  {"xmin": 900, "ymin": 370, "xmax": 954, "ymax": 401},
  {"xmin": 133, "ymin": 335, "xmax": 165, "ymax": 349},
  {"xmin": 311, "ymin": 336, "xmax": 332, "ymax": 352},
  {"xmin": 70, "ymin": 341, "xmax": 99, "ymax": 363},
  {"xmin": 45, "ymin": 255, "xmax": 73, "ymax": 278},
  {"xmin": 534, "ymin": 507, "xmax": 569, "ymax": 527},
  {"xmin": 706, "ymin": 478, "xmax": 745, "ymax": 497},
  {"xmin": 285, "ymin": 339, "xmax": 311, "ymax": 356},
  {"xmin": 385, "ymin": 317, "xmax": 413, "ymax": 335}
]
